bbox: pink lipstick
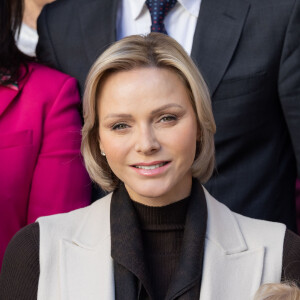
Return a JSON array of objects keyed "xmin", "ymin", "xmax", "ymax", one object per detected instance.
[{"xmin": 131, "ymin": 161, "xmax": 170, "ymax": 176}]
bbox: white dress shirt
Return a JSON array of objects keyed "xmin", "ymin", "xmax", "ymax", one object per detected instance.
[
  {"xmin": 117, "ymin": 0, "xmax": 202, "ymax": 55},
  {"xmin": 16, "ymin": 23, "xmax": 38, "ymax": 57}
]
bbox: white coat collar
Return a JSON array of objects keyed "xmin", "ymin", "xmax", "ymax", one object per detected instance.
[{"xmin": 61, "ymin": 188, "xmax": 266, "ymax": 300}]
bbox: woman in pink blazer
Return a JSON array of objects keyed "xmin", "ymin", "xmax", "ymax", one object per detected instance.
[{"xmin": 0, "ymin": 0, "xmax": 91, "ymax": 269}]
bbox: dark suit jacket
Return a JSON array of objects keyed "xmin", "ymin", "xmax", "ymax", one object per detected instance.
[{"xmin": 36, "ymin": 0, "xmax": 300, "ymax": 231}]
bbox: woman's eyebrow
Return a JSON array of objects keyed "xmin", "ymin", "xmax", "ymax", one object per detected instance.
[
  {"xmin": 103, "ymin": 113, "xmax": 132, "ymax": 120},
  {"xmin": 103, "ymin": 104, "xmax": 184, "ymax": 120},
  {"xmin": 151, "ymin": 103, "xmax": 184, "ymax": 115}
]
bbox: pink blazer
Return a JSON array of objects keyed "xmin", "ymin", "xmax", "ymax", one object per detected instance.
[{"xmin": 0, "ymin": 63, "xmax": 91, "ymax": 269}]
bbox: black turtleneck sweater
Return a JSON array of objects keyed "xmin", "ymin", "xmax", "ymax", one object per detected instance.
[{"xmin": 132, "ymin": 198, "xmax": 189, "ymax": 300}]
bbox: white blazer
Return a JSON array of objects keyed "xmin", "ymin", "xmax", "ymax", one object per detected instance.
[{"xmin": 37, "ymin": 188, "xmax": 286, "ymax": 300}]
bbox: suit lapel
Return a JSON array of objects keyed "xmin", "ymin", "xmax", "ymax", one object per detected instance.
[
  {"xmin": 0, "ymin": 65, "xmax": 32, "ymax": 116},
  {"xmin": 77, "ymin": 0, "xmax": 119, "ymax": 65},
  {"xmin": 60, "ymin": 239, "xmax": 114, "ymax": 300},
  {"xmin": 200, "ymin": 188, "xmax": 264, "ymax": 300},
  {"xmin": 60, "ymin": 194, "xmax": 115, "ymax": 300},
  {"xmin": 191, "ymin": 0, "xmax": 250, "ymax": 97},
  {"xmin": 200, "ymin": 241, "xmax": 264, "ymax": 300}
]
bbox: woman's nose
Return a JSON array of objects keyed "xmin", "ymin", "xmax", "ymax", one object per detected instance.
[{"xmin": 134, "ymin": 126, "xmax": 160, "ymax": 155}]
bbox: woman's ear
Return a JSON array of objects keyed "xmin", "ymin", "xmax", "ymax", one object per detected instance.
[
  {"xmin": 98, "ymin": 135, "xmax": 106, "ymax": 156},
  {"xmin": 98, "ymin": 137, "xmax": 104, "ymax": 155}
]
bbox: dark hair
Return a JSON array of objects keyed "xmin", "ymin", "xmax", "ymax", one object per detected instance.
[{"xmin": 0, "ymin": 0, "xmax": 35, "ymax": 85}]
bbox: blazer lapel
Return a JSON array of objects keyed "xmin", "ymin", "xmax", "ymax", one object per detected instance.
[
  {"xmin": 60, "ymin": 194, "xmax": 115, "ymax": 300},
  {"xmin": 77, "ymin": 0, "xmax": 119, "ymax": 65},
  {"xmin": 200, "ymin": 188, "xmax": 264, "ymax": 300},
  {"xmin": 0, "ymin": 65, "xmax": 32, "ymax": 116},
  {"xmin": 191, "ymin": 0, "xmax": 250, "ymax": 97},
  {"xmin": 200, "ymin": 241, "xmax": 264, "ymax": 300}
]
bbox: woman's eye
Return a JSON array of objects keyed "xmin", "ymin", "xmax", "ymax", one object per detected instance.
[
  {"xmin": 112, "ymin": 123, "xmax": 129, "ymax": 130},
  {"xmin": 159, "ymin": 115, "xmax": 177, "ymax": 122}
]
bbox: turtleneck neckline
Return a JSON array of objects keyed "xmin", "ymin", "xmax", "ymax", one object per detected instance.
[{"xmin": 131, "ymin": 196, "xmax": 190, "ymax": 230}]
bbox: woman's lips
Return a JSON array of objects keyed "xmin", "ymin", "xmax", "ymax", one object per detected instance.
[{"xmin": 130, "ymin": 161, "xmax": 171, "ymax": 176}]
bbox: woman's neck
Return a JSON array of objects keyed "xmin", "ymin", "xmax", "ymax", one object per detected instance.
[{"xmin": 23, "ymin": 0, "xmax": 45, "ymax": 29}]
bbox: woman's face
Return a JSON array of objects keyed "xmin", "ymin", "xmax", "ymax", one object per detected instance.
[{"xmin": 98, "ymin": 67, "xmax": 198, "ymax": 206}]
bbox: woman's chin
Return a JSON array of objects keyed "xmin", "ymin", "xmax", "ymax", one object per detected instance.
[{"xmin": 124, "ymin": 182, "xmax": 180, "ymax": 206}]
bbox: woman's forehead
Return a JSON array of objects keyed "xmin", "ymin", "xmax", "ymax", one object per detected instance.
[{"xmin": 97, "ymin": 67, "xmax": 194, "ymax": 116}]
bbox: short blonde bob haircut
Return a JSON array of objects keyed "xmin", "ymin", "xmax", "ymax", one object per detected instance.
[
  {"xmin": 253, "ymin": 282, "xmax": 300, "ymax": 300},
  {"xmin": 82, "ymin": 33, "xmax": 216, "ymax": 192}
]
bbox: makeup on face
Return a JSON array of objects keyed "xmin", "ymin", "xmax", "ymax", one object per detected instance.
[{"xmin": 98, "ymin": 67, "xmax": 198, "ymax": 206}]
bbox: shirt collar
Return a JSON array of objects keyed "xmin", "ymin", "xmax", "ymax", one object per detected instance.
[
  {"xmin": 127, "ymin": 0, "xmax": 146, "ymax": 20},
  {"xmin": 127, "ymin": 0, "xmax": 201, "ymax": 20},
  {"xmin": 178, "ymin": 0, "xmax": 201, "ymax": 18}
]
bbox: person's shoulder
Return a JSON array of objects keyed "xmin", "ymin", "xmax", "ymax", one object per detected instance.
[
  {"xmin": 29, "ymin": 62, "xmax": 74, "ymax": 82},
  {"xmin": 1, "ymin": 223, "xmax": 40, "ymax": 272},
  {"xmin": 37, "ymin": 193, "xmax": 112, "ymax": 230},
  {"xmin": 283, "ymin": 230, "xmax": 300, "ymax": 266},
  {"xmin": 25, "ymin": 62, "xmax": 78, "ymax": 97},
  {"xmin": 37, "ymin": 193, "xmax": 112, "ymax": 248},
  {"xmin": 38, "ymin": 0, "xmax": 83, "ymax": 33},
  {"xmin": 41, "ymin": 0, "xmax": 82, "ymax": 21},
  {"xmin": 203, "ymin": 186, "xmax": 286, "ymax": 245},
  {"xmin": 43, "ymin": 0, "xmax": 79, "ymax": 13},
  {"xmin": 234, "ymin": 210, "xmax": 286, "ymax": 231},
  {"xmin": 284, "ymin": 229, "xmax": 300, "ymax": 247},
  {"xmin": 228, "ymin": 201, "xmax": 286, "ymax": 240},
  {"xmin": 7, "ymin": 222, "xmax": 39, "ymax": 251},
  {"xmin": 282, "ymin": 229, "xmax": 300, "ymax": 284},
  {"xmin": 0, "ymin": 223, "xmax": 40, "ymax": 298},
  {"xmin": 37, "ymin": 202, "xmax": 91, "ymax": 224}
]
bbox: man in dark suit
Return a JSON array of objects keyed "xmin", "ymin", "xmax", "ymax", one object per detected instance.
[{"xmin": 36, "ymin": 0, "xmax": 300, "ymax": 232}]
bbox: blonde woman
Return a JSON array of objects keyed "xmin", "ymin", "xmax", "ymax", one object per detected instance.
[{"xmin": 1, "ymin": 33, "xmax": 300, "ymax": 300}]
